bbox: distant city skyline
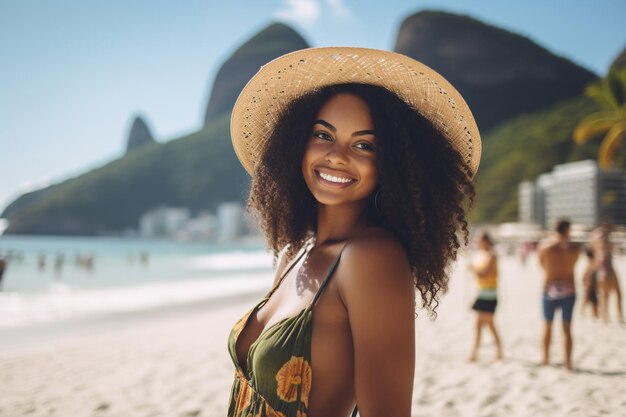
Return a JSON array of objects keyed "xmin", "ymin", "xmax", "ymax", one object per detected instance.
[{"xmin": 1, "ymin": 0, "xmax": 625, "ymax": 214}]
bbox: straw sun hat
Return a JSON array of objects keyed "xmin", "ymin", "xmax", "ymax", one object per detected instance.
[{"xmin": 230, "ymin": 46, "xmax": 481, "ymax": 177}]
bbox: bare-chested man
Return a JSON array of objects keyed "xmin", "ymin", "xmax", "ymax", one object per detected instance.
[
  {"xmin": 538, "ymin": 219, "xmax": 581, "ymax": 370},
  {"xmin": 590, "ymin": 219, "xmax": 624, "ymax": 323}
]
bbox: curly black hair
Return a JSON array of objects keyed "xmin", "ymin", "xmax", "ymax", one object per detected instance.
[{"xmin": 247, "ymin": 83, "xmax": 475, "ymax": 313}]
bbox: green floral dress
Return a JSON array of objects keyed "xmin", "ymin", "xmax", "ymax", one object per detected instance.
[{"xmin": 227, "ymin": 242, "xmax": 357, "ymax": 417}]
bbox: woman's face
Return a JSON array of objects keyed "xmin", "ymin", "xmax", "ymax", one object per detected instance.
[
  {"xmin": 301, "ymin": 93, "xmax": 378, "ymax": 208},
  {"xmin": 478, "ymin": 236, "xmax": 491, "ymax": 251}
]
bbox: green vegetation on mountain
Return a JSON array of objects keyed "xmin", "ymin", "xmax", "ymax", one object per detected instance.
[
  {"xmin": 473, "ymin": 96, "xmax": 626, "ymax": 223},
  {"xmin": 3, "ymin": 117, "xmax": 248, "ymax": 235},
  {"xmin": 573, "ymin": 69, "xmax": 626, "ymax": 169},
  {"xmin": 610, "ymin": 46, "xmax": 626, "ymax": 70},
  {"xmin": 1, "ymin": 184, "xmax": 61, "ymax": 220},
  {"xmin": 395, "ymin": 10, "xmax": 597, "ymax": 132}
]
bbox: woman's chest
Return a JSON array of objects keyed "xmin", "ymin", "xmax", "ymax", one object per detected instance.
[
  {"xmin": 236, "ymin": 276, "xmax": 353, "ymax": 379},
  {"xmin": 235, "ymin": 246, "xmax": 347, "ymax": 368}
]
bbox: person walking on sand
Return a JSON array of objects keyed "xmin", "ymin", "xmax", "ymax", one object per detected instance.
[
  {"xmin": 590, "ymin": 219, "xmax": 624, "ymax": 324},
  {"xmin": 468, "ymin": 231, "xmax": 503, "ymax": 362},
  {"xmin": 538, "ymin": 219, "xmax": 581, "ymax": 370}
]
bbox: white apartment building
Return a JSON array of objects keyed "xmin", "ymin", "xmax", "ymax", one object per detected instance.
[
  {"xmin": 519, "ymin": 160, "xmax": 626, "ymax": 229},
  {"xmin": 217, "ymin": 202, "xmax": 244, "ymax": 241},
  {"xmin": 139, "ymin": 206, "xmax": 191, "ymax": 238}
]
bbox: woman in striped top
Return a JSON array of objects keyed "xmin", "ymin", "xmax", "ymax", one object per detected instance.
[{"xmin": 468, "ymin": 232, "xmax": 503, "ymax": 362}]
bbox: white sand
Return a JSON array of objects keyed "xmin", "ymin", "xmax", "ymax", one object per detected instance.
[
  {"xmin": 1, "ymin": 253, "xmax": 625, "ymax": 417},
  {"xmin": 412, "ymin": 253, "xmax": 626, "ymax": 417}
]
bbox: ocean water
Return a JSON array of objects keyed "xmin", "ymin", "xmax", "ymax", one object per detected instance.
[{"xmin": 0, "ymin": 235, "xmax": 274, "ymax": 328}]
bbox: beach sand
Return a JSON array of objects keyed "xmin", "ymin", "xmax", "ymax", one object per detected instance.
[{"xmin": 1, "ymin": 253, "xmax": 625, "ymax": 417}]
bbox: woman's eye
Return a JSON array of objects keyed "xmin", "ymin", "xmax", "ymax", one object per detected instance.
[
  {"xmin": 313, "ymin": 131, "xmax": 332, "ymax": 141},
  {"xmin": 355, "ymin": 142, "xmax": 375, "ymax": 152}
]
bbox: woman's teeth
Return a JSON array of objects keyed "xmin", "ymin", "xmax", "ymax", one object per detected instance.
[{"xmin": 319, "ymin": 171, "xmax": 353, "ymax": 184}]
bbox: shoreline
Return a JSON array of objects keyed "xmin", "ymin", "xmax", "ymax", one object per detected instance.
[
  {"xmin": 0, "ymin": 271, "xmax": 274, "ymax": 330},
  {"xmin": 0, "ymin": 290, "xmax": 266, "ymax": 354}
]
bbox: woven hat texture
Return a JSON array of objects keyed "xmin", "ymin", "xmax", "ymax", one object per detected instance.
[{"xmin": 231, "ymin": 47, "xmax": 481, "ymax": 176}]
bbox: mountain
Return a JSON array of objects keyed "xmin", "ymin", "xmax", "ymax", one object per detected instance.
[
  {"xmin": 2, "ymin": 22, "xmax": 310, "ymax": 235},
  {"xmin": 2, "ymin": 14, "xmax": 608, "ymax": 234},
  {"xmin": 125, "ymin": 115, "xmax": 155, "ymax": 154},
  {"xmin": 203, "ymin": 23, "xmax": 309, "ymax": 124},
  {"xmin": 610, "ymin": 46, "xmax": 626, "ymax": 70},
  {"xmin": 394, "ymin": 10, "xmax": 597, "ymax": 132},
  {"xmin": 3, "ymin": 117, "xmax": 247, "ymax": 235}
]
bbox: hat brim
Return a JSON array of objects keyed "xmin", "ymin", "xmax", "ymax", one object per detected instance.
[{"xmin": 230, "ymin": 46, "xmax": 481, "ymax": 177}]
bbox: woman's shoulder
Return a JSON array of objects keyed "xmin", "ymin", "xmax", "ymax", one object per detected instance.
[
  {"xmin": 339, "ymin": 227, "xmax": 412, "ymax": 287},
  {"xmin": 337, "ymin": 227, "xmax": 415, "ymax": 316},
  {"xmin": 344, "ymin": 227, "xmax": 407, "ymax": 262}
]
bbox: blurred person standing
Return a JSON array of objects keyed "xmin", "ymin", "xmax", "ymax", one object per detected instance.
[
  {"xmin": 590, "ymin": 219, "xmax": 624, "ymax": 323},
  {"xmin": 468, "ymin": 231, "xmax": 503, "ymax": 362},
  {"xmin": 580, "ymin": 247, "xmax": 599, "ymax": 318},
  {"xmin": 0, "ymin": 254, "xmax": 6, "ymax": 290},
  {"xmin": 538, "ymin": 219, "xmax": 581, "ymax": 370},
  {"xmin": 37, "ymin": 252, "xmax": 46, "ymax": 271}
]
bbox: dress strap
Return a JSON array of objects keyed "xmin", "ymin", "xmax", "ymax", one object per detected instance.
[
  {"xmin": 351, "ymin": 406, "xmax": 358, "ymax": 417},
  {"xmin": 312, "ymin": 241, "xmax": 349, "ymax": 306},
  {"xmin": 265, "ymin": 238, "xmax": 314, "ymax": 299}
]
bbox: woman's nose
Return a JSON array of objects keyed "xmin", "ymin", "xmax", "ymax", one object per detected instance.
[{"xmin": 324, "ymin": 143, "xmax": 349, "ymax": 165}]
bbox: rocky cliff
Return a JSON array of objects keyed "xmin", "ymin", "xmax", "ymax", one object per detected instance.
[
  {"xmin": 125, "ymin": 115, "xmax": 155, "ymax": 154},
  {"xmin": 395, "ymin": 10, "xmax": 597, "ymax": 132},
  {"xmin": 203, "ymin": 23, "xmax": 309, "ymax": 124}
]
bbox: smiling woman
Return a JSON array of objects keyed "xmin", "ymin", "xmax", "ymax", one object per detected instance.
[
  {"xmin": 226, "ymin": 47, "xmax": 480, "ymax": 417},
  {"xmin": 302, "ymin": 93, "xmax": 378, "ymax": 207}
]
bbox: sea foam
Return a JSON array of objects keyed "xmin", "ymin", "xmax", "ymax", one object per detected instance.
[{"xmin": 0, "ymin": 273, "xmax": 272, "ymax": 329}]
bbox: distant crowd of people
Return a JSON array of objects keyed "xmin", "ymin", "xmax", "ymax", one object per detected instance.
[
  {"xmin": 0, "ymin": 249, "xmax": 150, "ymax": 290},
  {"xmin": 467, "ymin": 218, "xmax": 624, "ymax": 371},
  {"xmin": 35, "ymin": 252, "xmax": 97, "ymax": 277}
]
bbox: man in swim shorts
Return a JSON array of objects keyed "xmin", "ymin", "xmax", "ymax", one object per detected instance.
[{"xmin": 538, "ymin": 219, "xmax": 581, "ymax": 371}]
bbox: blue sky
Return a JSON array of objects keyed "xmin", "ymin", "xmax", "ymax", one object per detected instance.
[{"xmin": 1, "ymin": 0, "xmax": 625, "ymax": 214}]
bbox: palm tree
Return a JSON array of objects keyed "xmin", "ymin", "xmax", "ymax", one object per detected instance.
[{"xmin": 573, "ymin": 69, "xmax": 626, "ymax": 169}]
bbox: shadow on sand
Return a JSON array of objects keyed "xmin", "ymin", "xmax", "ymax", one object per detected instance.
[{"xmin": 503, "ymin": 356, "xmax": 626, "ymax": 376}]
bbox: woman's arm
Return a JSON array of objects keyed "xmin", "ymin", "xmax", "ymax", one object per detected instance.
[
  {"xmin": 338, "ymin": 232, "xmax": 415, "ymax": 417},
  {"xmin": 473, "ymin": 253, "xmax": 496, "ymax": 277}
]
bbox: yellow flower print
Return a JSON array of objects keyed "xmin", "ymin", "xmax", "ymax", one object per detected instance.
[
  {"xmin": 275, "ymin": 356, "xmax": 312, "ymax": 406},
  {"xmin": 265, "ymin": 403, "xmax": 286, "ymax": 417},
  {"xmin": 236, "ymin": 381, "xmax": 252, "ymax": 414}
]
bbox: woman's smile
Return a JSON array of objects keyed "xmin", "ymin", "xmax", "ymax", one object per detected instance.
[
  {"xmin": 316, "ymin": 168, "xmax": 356, "ymax": 187},
  {"xmin": 302, "ymin": 93, "xmax": 378, "ymax": 207}
]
